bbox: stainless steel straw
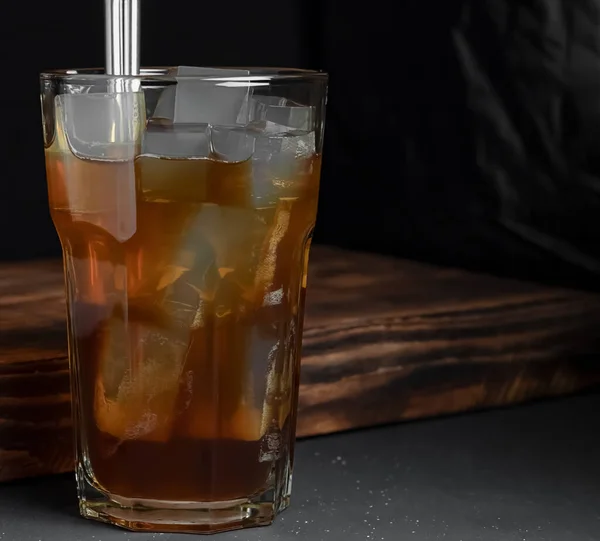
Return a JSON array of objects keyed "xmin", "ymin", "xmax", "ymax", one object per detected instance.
[{"xmin": 105, "ymin": 0, "xmax": 140, "ymax": 75}]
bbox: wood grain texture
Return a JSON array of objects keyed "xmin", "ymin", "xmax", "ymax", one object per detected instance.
[{"xmin": 2, "ymin": 246, "xmax": 600, "ymax": 482}]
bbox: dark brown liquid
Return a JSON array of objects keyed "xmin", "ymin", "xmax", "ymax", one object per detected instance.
[
  {"xmin": 90, "ymin": 434, "xmax": 270, "ymax": 502},
  {"xmin": 46, "ymin": 147, "xmax": 320, "ymax": 502}
]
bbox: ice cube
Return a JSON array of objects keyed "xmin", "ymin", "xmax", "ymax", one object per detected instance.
[
  {"xmin": 152, "ymin": 67, "xmax": 252, "ymax": 125},
  {"xmin": 251, "ymin": 129, "xmax": 316, "ymax": 206},
  {"xmin": 150, "ymin": 202, "xmax": 268, "ymax": 328},
  {"xmin": 45, "ymin": 93, "xmax": 143, "ymax": 241},
  {"xmin": 57, "ymin": 92, "xmax": 145, "ymax": 160},
  {"xmin": 209, "ymin": 125, "xmax": 254, "ymax": 162},
  {"xmin": 140, "ymin": 124, "xmax": 254, "ymax": 180},
  {"xmin": 260, "ymin": 128, "xmax": 316, "ymax": 157},
  {"xmin": 183, "ymin": 204, "xmax": 267, "ymax": 276},
  {"xmin": 94, "ymin": 316, "xmax": 188, "ymax": 442},
  {"xmin": 246, "ymin": 95, "xmax": 285, "ymax": 125},
  {"xmin": 246, "ymin": 97, "xmax": 316, "ymax": 207},
  {"xmin": 249, "ymin": 95, "xmax": 314, "ymax": 131},
  {"xmin": 142, "ymin": 121, "xmax": 210, "ymax": 158},
  {"xmin": 157, "ymin": 224, "xmax": 220, "ymax": 329},
  {"xmin": 145, "ymin": 67, "xmax": 252, "ymax": 159}
]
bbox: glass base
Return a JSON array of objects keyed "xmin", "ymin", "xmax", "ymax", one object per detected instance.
[
  {"xmin": 80, "ymin": 498, "xmax": 285, "ymax": 534},
  {"xmin": 77, "ymin": 468, "xmax": 291, "ymax": 534}
]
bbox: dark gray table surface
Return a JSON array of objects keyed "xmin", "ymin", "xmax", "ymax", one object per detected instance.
[{"xmin": 1, "ymin": 393, "xmax": 599, "ymax": 541}]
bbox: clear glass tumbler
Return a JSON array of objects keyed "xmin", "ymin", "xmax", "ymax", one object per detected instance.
[{"xmin": 40, "ymin": 67, "xmax": 327, "ymax": 534}]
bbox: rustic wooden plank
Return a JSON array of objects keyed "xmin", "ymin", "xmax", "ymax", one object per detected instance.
[
  {"xmin": 297, "ymin": 248, "xmax": 600, "ymax": 436},
  {"xmin": 1, "ymin": 246, "xmax": 600, "ymax": 482}
]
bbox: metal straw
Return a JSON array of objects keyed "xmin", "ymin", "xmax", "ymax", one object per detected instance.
[{"xmin": 105, "ymin": 0, "xmax": 140, "ymax": 75}]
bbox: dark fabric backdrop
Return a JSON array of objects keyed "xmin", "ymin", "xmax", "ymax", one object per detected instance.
[{"xmin": 3, "ymin": 0, "xmax": 600, "ymax": 290}]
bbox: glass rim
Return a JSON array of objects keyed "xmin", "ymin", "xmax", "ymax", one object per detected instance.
[{"xmin": 40, "ymin": 66, "xmax": 328, "ymax": 83}]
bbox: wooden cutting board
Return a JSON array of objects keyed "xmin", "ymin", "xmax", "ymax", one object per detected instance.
[{"xmin": 2, "ymin": 246, "xmax": 600, "ymax": 482}]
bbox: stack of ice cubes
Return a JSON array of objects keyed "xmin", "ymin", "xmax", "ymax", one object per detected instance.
[
  {"xmin": 57, "ymin": 66, "xmax": 317, "ymax": 214},
  {"xmin": 56, "ymin": 68, "xmax": 317, "ymax": 442},
  {"xmin": 144, "ymin": 66, "xmax": 316, "ymax": 205}
]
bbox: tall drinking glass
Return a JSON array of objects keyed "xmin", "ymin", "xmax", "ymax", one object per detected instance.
[{"xmin": 40, "ymin": 67, "xmax": 327, "ymax": 534}]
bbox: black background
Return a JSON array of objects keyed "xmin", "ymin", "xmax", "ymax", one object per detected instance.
[{"xmin": 4, "ymin": 0, "xmax": 600, "ymax": 291}]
